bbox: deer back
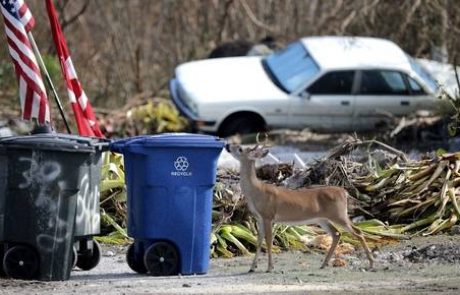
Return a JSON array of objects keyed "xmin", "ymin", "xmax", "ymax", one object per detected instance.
[{"xmin": 245, "ymin": 182, "xmax": 349, "ymax": 223}]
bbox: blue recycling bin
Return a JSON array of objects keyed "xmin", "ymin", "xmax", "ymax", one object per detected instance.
[{"xmin": 110, "ymin": 133, "xmax": 224, "ymax": 276}]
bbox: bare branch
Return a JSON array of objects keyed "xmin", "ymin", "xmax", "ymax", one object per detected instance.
[
  {"xmin": 61, "ymin": 0, "xmax": 90, "ymax": 31},
  {"xmin": 338, "ymin": 10, "xmax": 356, "ymax": 34},
  {"xmin": 396, "ymin": 0, "xmax": 421, "ymax": 40},
  {"xmin": 454, "ymin": 58, "xmax": 460, "ymax": 94},
  {"xmin": 239, "ymin": 0, "xmax": 277, "ymax": 33},
  {"xmin": 217, "ymin": 0, "xmax": 234, "ymax": 43}
]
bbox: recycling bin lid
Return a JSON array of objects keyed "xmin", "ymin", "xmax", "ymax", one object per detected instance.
[
  {"xmin": 111, "ymin": 133, "xmax": 224, "ymax": 149},
  {"xmin": 0, "ymin": 133, "xmax": 110, "ymax": 153}
]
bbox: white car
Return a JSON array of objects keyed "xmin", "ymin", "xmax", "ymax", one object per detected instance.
[{"xmin": 169, "ymin": 36, "xmax": 439, "ymax": 137}]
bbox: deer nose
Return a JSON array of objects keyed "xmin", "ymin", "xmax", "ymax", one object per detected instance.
[{"xmin": 225, "ymin": 143, "xmax": 230, "ymax": 152}]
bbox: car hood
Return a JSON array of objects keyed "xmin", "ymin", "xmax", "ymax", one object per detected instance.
[{"xmin": 174, "ymin": 57, "xmax": 287, "ymax": 102}]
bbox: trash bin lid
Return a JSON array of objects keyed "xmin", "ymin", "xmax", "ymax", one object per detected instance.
[
  {"xmin": 0, "ymin": 133, "xmax": 110, "ymax": 153},
  {"xmin": 113, "ymin": 133, "xmax": 224, "ymax": 149},
  {"xmin": 48, "ymin": 133, "xmax": 110, "ymax": 151}
]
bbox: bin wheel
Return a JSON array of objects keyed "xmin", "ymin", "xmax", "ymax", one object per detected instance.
[
  {"xmin": 144, "ymin": 242, "xmax": 179, "ymax": 276},
  {"xmin": 76, "ymin": 240, "xmax": 101, "ymax": 271},
  {"xmin": 71, "ymin": 246, "xmax": 78, "ymax": 269},
  {"xmin": 0, "ymin": 244, "xmax": 5, "ymax": 277},
  {"xmin": 3, "ymin": 245, "xmax": 39, "ymax": 280},
  {"xmin": 126, "ymin": 243, "xmax": 147, "ymax": 274}
]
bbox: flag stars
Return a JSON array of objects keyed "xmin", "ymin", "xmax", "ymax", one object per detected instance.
[{"xmin": 7, "ymin": 0, "xmax": 15, "ymax": 12}]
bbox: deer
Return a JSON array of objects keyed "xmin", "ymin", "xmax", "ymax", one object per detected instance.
[{"xmin": 225, "ymin": 139, "xmax": 374, "ymax": 273}]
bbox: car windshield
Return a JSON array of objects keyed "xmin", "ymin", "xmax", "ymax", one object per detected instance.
[
  {"xmin": 408, "ymin": 56, "xmax": 438, "ymax": 93},
  {"xmin": 263, "ymin": 41, "xmax": 320, "ymax": 93}
]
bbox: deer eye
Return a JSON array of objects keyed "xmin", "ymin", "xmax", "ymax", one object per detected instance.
[{"xmin": 238, "ymin": 147, "xmax": 243, "ymax": 153}]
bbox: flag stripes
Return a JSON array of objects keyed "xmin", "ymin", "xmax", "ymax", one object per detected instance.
[
  {"xmin": 1, "ymin": 0, "xmax": 50, "ymax": 124},
  {"xmin": 46, "ymin": 0, "xmax": 103, "ymax": 137}
]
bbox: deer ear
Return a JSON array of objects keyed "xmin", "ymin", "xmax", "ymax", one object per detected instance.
[
  {"xmin": 249, "ymin": 148, "xmax": 269, "ymax": 159},
  {"xmin": 260, "ymin": 149, "xmax": 269, "ymax": 158}
]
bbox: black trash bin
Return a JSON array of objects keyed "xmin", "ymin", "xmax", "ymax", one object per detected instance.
[
  {"xmin": 0, "ymin": 133, "xmax": 106, "ymax": 281},
  {"xmin": 65, "ymin": 135, "xmax": 108, "ymax": 271},
  {"xmin": 72, "ymin": 146, "xmax": 105, "ymax": 271},
  {"xmin": 0, "ymin": 155, "xmax": 5, "ymax": 277}
]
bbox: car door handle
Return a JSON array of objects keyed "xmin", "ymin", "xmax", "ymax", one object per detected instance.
[
  {"xmin": 341, "ymin": 101, "xmax": 350, "ymax": 106},
  {"xmin": 401, "ymin": 101, "xmax": 410, "ymax": 106}
]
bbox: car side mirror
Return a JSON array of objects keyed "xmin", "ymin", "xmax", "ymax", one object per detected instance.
[{"xmin": 300, "ymin": 91, "xmax": 311, "ymax": 100}]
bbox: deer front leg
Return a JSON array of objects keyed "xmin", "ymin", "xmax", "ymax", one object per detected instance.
[
  {"xmin": 335, "ymin": 217, "xmax": 375, "ymax": 269},
  {"xmin": 263, "ymin": 219, "xmax": 274, "ymax": 272},
  {"xmin": 250, "ymin": 219, "xmax": 265, "ymax": 272},
  {"xmin": 319, "ymin": 220, "xmax": 340, "ymax": 269},
  {"xmin": 349, "ymin": 223, "xmax": 374, "ymax": 269}
]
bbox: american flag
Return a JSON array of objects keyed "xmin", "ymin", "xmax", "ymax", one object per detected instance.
[{"xmin": 1, "ymin": 0, "xmax": 50, "ymax": 124}]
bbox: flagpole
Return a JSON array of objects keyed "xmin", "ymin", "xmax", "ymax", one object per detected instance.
[{"xmin": 27, "ymin": 32, "xmax": 72, "ymax": 134}]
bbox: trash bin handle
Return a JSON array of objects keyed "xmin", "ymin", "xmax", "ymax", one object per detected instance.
[
  {"xmin": 110, "ymin": 142, "xmax": 149, "ymax": 155},
  {"xmin": 110, "ymin": 141, "xmax": 125, "ymax": 153}
]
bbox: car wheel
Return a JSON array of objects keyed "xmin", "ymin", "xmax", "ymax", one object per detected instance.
[{"xmin": 219, "ymin": 115, "xmax": 266, "ymax": 137}]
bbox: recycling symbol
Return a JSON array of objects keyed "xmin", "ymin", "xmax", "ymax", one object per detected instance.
[{"xmin": 174, "ymin": 156, "xmax": 189, "ymax": 171}]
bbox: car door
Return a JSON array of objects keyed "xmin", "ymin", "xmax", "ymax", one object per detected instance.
[
  {"xmin": 288, "ymin": 70, "xmax": 356, "ymax": 132},
  {"xmin": 405, "ymin": 74, "xmax": 437, "ymax": 110},
  {"xmin": 353, "ymin": 70, "xmax": 415, "ymax": 131}
]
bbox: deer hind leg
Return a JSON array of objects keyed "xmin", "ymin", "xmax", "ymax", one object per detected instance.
[
  {"xmin": 318, "ymin": 220, "xmax": 341, "ymax": 269},
  {"xmin": 250, "ymin": 219, "xmax": 265, "ymax": 272},
  {"xmin": 263, "ymin": 219, "xmax": 274, "ymax": 272},
  {"xmin": 338, "ymin": 218, "xmax": 374, "ymax": 269}
]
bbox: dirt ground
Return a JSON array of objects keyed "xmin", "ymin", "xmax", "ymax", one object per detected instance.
[{"xmin": 1, "ymin": 235, "xmax": 459, "ymax": 294}]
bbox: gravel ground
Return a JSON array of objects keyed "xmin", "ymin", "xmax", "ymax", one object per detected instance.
[{"xmin": 1, "ymin": 235, "xmax": 460, "ymax": 294}]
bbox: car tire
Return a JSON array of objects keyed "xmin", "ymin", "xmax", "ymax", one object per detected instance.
[{"xmin": 219, "ymin": 115, "xmax": 266, "ymax": 137}]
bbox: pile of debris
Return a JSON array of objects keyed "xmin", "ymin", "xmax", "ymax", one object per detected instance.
[{"xmin": 210, "ymin": 137, "xmax": 460, "ymax": 257}]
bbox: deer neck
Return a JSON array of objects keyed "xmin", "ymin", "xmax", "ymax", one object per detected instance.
[{"xmin": 239, "ymin": 160, "xmax": 262, "ymax": 192}]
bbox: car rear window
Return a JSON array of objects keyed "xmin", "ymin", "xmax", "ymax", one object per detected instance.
[
  {"xmin": 359, "ymin": 70, "xmax": 409, "ymax": 95},
  {"xmin": 408, "ymin": 57, "xmax": 438, "ymax": 93},
  {"xmin": 407, "ymin": 76, "xmax": 426, "ymax": 95},
  {"xmin": 264, "ymin": 42, "xmax": 320, "ymax": 93}
]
